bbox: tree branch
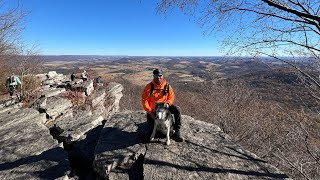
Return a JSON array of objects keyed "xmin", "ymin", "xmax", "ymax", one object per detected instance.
[
  {"xmin": 225, "ymin": 7, "xmax": 310, "ymax": 25},
  {"xmin": 262, "ymin": 0, "xmax": 320, "ymax": 22},
  {"xmin": 262, "ymin": 39, "xmax": 320, "ymax": 52}
]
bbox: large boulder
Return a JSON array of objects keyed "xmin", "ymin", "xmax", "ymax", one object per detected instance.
[
  {"xmin": 0, "ymin": 108, "xmax": 72, "ymax": 179},
  {"xmin": 104, "ymin": 82, "xmax": 123, "ymax": 119},
  {"xmin": 93, "ymin": 111, "xmax": 147, "ymax": 179},
  {"xmin": 73, "ymin": 79, "xmax": 94, "ymax": 96},
  {"xmin": 39, "ymin": 96, "xmax": 72, "ymax": 119},
  {"xmin": 91, "ymin": 88, "xmax": 106, "ymax": 107},
  {"xmin": 46, "ymin": 71, "xmax": 58, "ymax": 79},
  {"xmin": 56, "ymin": 111, "xmax": 104, "ymax": 144},
  {"xmin": 42, "ymin": 88, "xmax": 66, "ymax": 97},
  {"xmin": 50, "ymin": 83, "xmax": 124, "ymax": 144},
  {"xmin": 35, "ymin": 73, "xmax": 48, "ymax": 82},
  {"xmin": 42, "ymin": 71, "xmax": 68, "ymax": 86}
]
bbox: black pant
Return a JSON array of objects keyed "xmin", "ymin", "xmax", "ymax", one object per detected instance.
[
  {"xmin": 147, "ymin": 104, "xmax": 182, "ymax": 134},
  {"xmin": 9, "ymin": 86, "xmax": 16, "ymax": 96}
]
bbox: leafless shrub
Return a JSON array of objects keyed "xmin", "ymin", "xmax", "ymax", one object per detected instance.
[
  {"xmin": 21, "ymin": 74, "xmax": 41, "ymax": 93},
  {"xmin": 20, "ymin": 75, "xmax": 42, "ymax": 107},
  {"xmin": 0, "ymin": 62, "xmax": 11, "ymax": 95},
  {"xmin": 62, "ymin": 90, "xmax": 86, "ymax": 110},
  {"xmin": 21, "ymin": 91, "xmax": 40, "ymax": 108},
  {"xmin": 117, "ymin": 78, "xmax": 143, "ymax": 111}
]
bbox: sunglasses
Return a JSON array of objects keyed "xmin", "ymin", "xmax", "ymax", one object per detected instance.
[{"xmin": 153, "ymin": 75, "xmax": 163, "ymax": 78}]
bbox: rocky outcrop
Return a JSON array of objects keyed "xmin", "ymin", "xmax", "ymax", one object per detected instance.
[
  {"xmin": 42, "ymin": 71, "xmax": 68, "ymax": 85},
  {"xmin": 91, "ymin": 88, "xmax": 106, "ymax": 107},
  {"xmin": 49, "ymin": 82, "xmax": 123, "ymax": 144},
  {"xmin": 42, "ymin": 87, "xmax": 66, "ymax": 97},
  {"xmin": 56, "ymin": 111, "xmax": 104, "ymax": 144},
  {"xmin": 0, "ymin": 107, "xmax": 71, "ymax": 180},
  {"xmin": 93, "ymin": 111, "xmax": 290, "ymax": 180},
  {"xmin": 104, "ymin": 82, "xmax": 123, "ymax": 118},
  {"xmin": 0, "ymin": 71, "xmax": 290, "ymax": 179},
  {"xmin": 30, "ymin": 71, "xmax": 124, "ymax": 145},
  {"xmin": 73, "ymin": 79, "xmax": 94, "ymax": 96},
  {"xmin": 0, "ymin": 71, "xmax": 123, "ymax": 179},
  {"xmin": 40, "ymin": 96, "xmax": 73, "ymax": 119},
  {"xmin": 94, "ymin": 111, "xmax": 148, "ymax": 178},
  {"xmin": 0, "ymin": 96, "xmax": 23, "ymax": 108}
]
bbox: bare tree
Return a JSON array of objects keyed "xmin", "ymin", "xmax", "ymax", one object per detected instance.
[
  {"xmin": 0, "ymin": 0, "xmax": 42, "ymax": 96},
  {"xmin": 157, "ymin": 0, "xmax": 319, "ymax": 57},
  {"xmin": 157, "ymin": 1, "xmax": 320, "ymax": 179},
  {"xmin": 10, "ymin": 44, "xmax": 43, "ymax": 96},
  {"xmin": 0, "ymin": 0, "xmax": 27, "ymax": 55},
  {"xmin": 157, "ymin": 0, "xmax": 320, "ymax": 92}
]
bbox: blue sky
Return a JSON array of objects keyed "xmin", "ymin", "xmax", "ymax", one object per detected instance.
[{"xmin": 21, "ymin": 0, "xmax": 220, "ymax": 56}]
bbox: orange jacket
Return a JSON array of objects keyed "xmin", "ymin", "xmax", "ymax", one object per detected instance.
[{"xmin": 141, "ymin": 79, "xmax": 175, "ymax": 113}]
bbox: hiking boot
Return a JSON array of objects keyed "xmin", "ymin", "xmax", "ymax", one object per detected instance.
[{"xmin": 173, "ymin": 131, "xmax": 184, "ymax": 142}]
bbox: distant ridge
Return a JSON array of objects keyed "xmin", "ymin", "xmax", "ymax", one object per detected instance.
[{"xmin": 41, "ymin": 55, "xmax": 129, "ymax": 61}]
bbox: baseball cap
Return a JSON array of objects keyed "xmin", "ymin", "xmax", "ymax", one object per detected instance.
[{"xmin": 153, "ymin": 69, "xmax": 162, "ymax": 76}]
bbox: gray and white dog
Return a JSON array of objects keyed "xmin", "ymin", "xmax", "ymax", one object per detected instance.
[{"xmin": 150, "ymin": 102, "xmax": 175, "ymax": 145}]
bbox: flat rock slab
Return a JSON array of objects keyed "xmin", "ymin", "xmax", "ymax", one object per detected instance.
[
  {"xmin": 105, "ymin": 82, "xmax": 124, "ymax": 96},
  {"xmin": 104, "ymin": 83, "xmax": 123, "ymax": 118},
  {"xmin": 0, "ymin": 108, "xmax": 71, "ymax": 179},
  {"xmin": 91, "ymin": 88, "xmax": 106, "ymax": 107},
  {"xmin": 94, "ymin": 111, "xmax": 148, "ymax": 179},
  {"xmin": 42, "ymin": 87, "xmax": 66, "ymax": 97},
  {"xmin": 94, "ymin": 111, "xmax": 290, "ymax": 179},
  {"xmin": 144, "ymin": 116, "xmax": 290, "ymax": 179},
  {"xmin": 56, "ymin": 111, "xmax": 104, "ymax": 144},
  {"xmin": 41, "ymin": 96, "xmax": 72, "ymax": 119},
  {"xmin": 0, "ymin": 97, "xmax": 21, "ymax": 108},
  {"xmin": 0, "ymin": 103, "xmax": 22, "ymax": 114}
]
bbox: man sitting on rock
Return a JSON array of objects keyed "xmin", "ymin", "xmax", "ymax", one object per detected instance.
[{"xmin": 141, "ymin": 68, "xmax": 184, "ymax": 142}]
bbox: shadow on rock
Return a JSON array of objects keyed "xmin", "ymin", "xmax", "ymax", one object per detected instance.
[{"xmin": 0, "ymin": 147, "xmax": 71, "ymax": 179}]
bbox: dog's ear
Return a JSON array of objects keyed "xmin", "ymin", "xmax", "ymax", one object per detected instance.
[{"xmin": 164, "ymin": 102, "xmax": 169, "ymax": 108}]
